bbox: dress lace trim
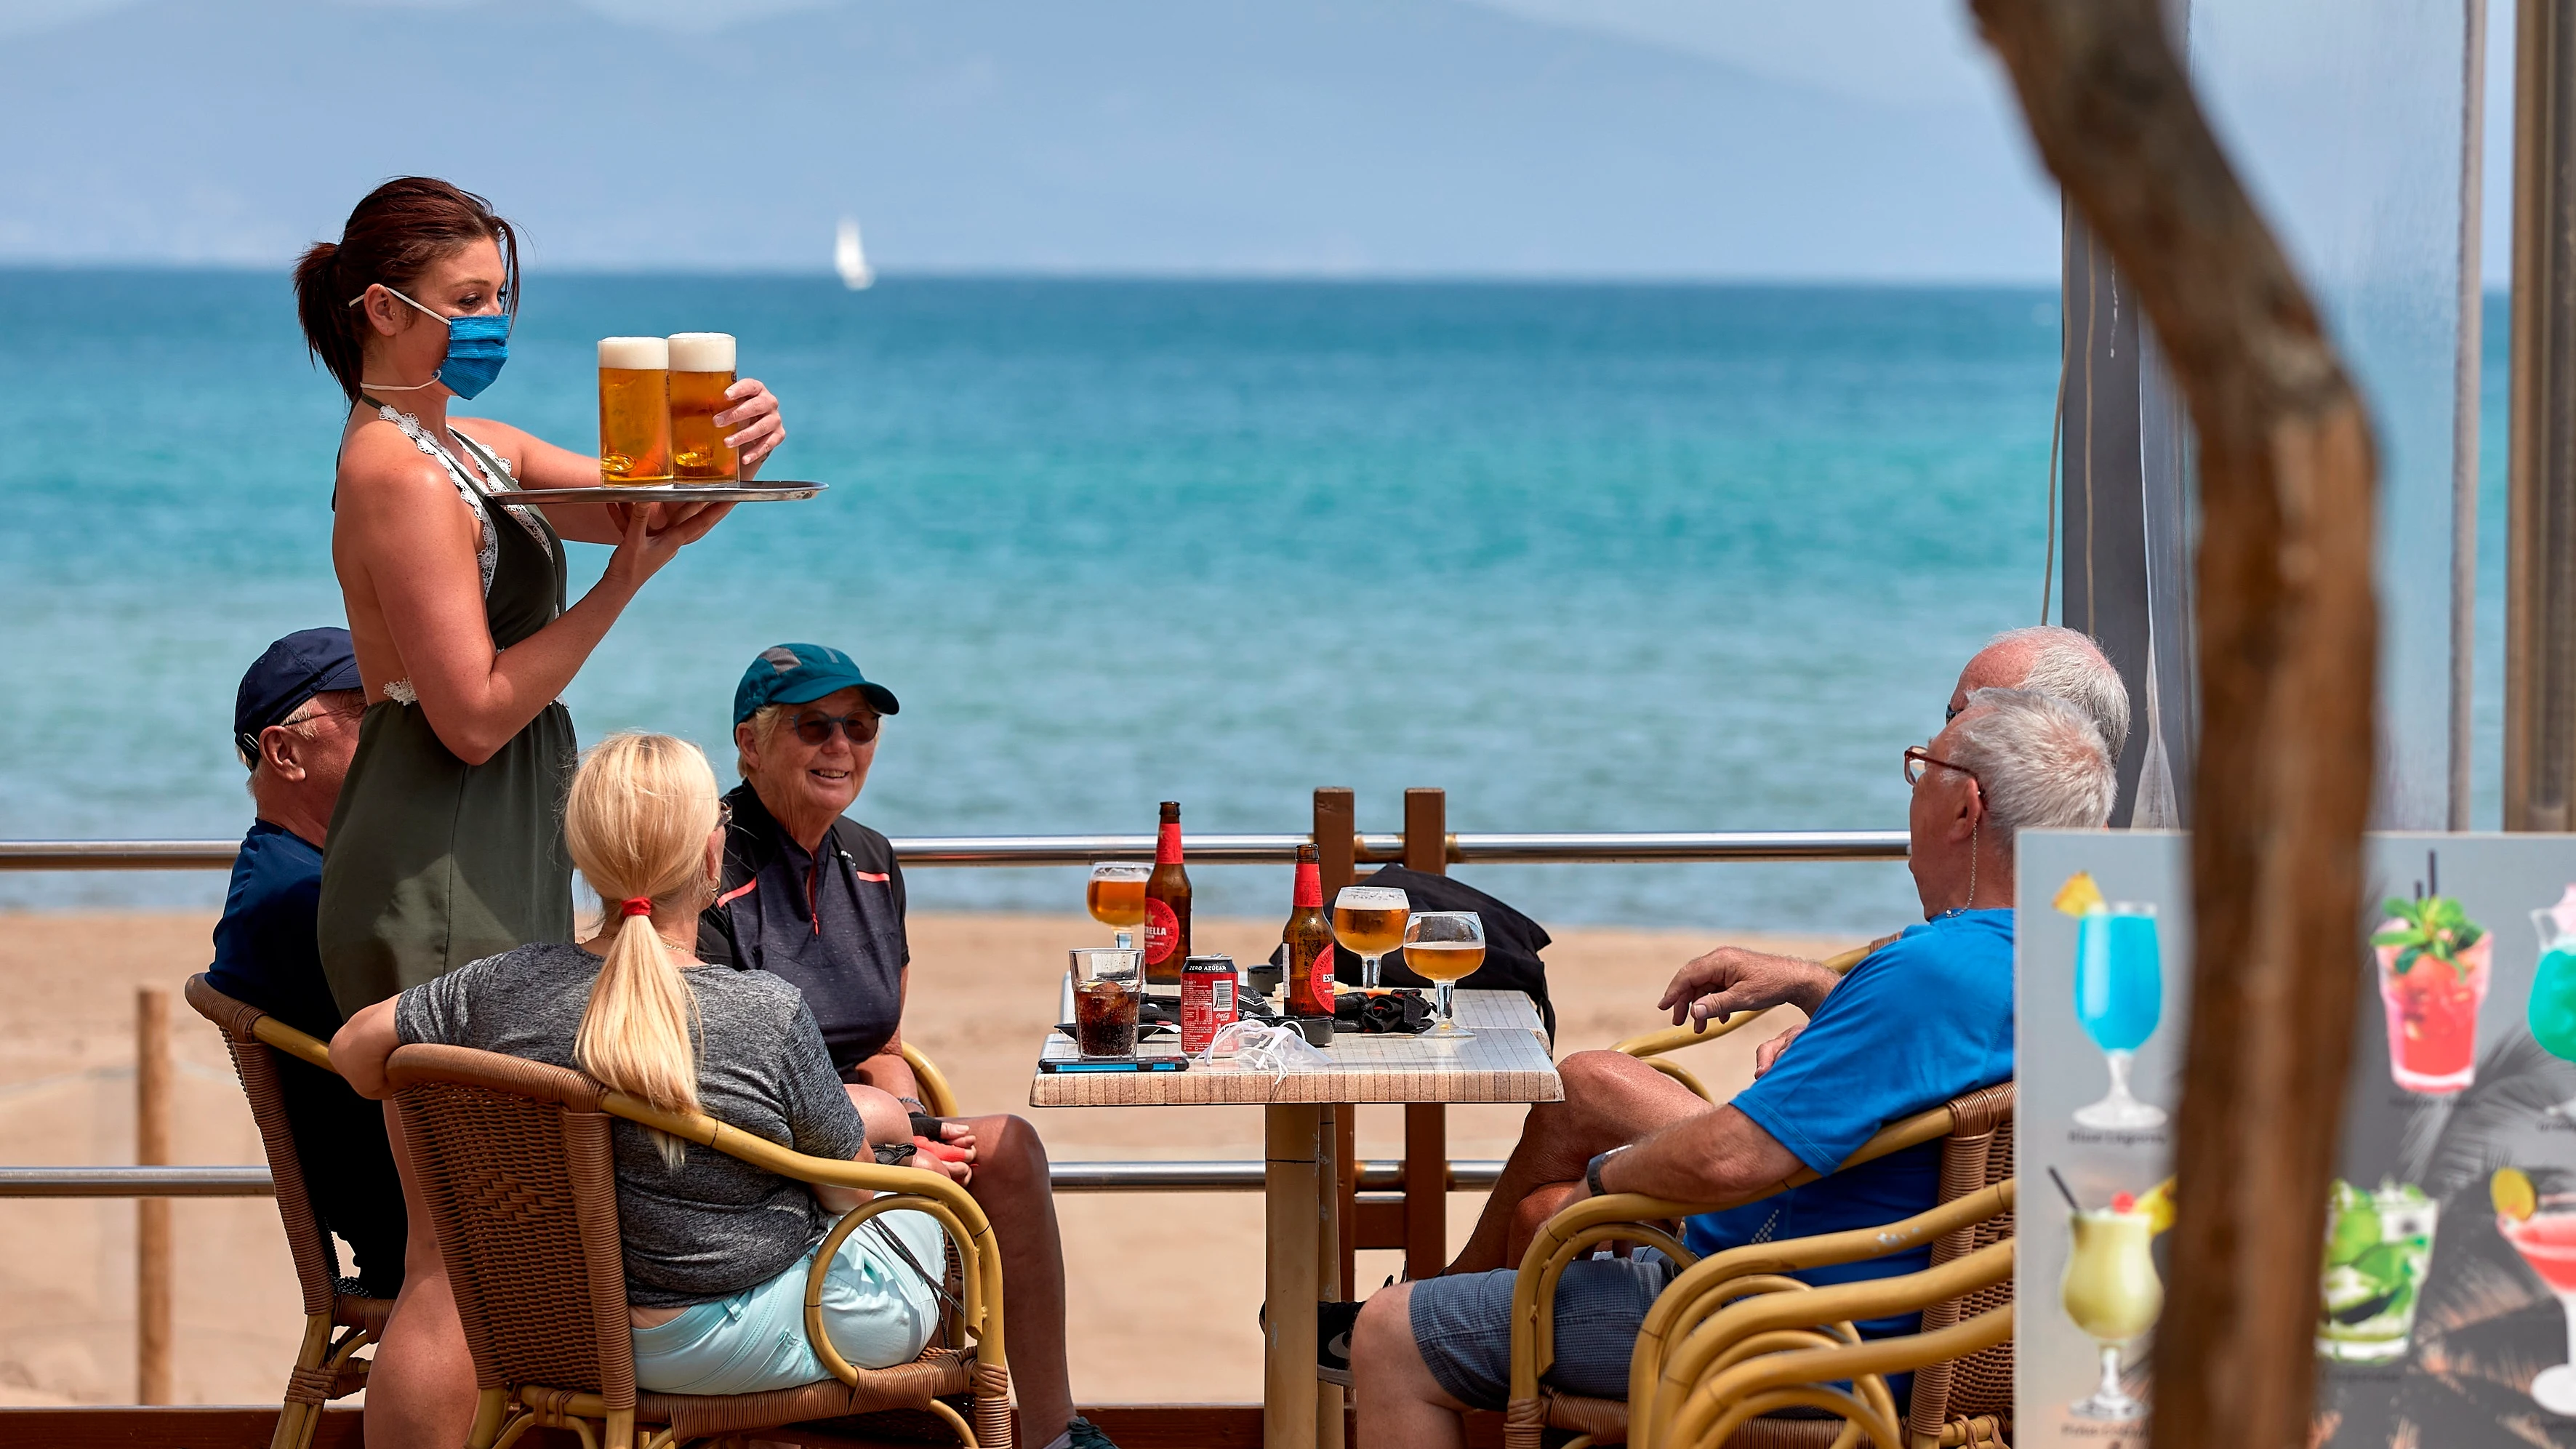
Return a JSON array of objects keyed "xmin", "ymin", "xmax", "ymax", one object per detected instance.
[
  {"xmin": 372, "ymin": 404, "xmax": 553, "ymax": 595},
  {"xmin": 382, "ymin": 679, "xmax": 420, "ymax": 706}
]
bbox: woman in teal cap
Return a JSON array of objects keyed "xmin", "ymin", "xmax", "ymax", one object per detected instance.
[{"xmin": 291, "ymin": 177, "xmax": 790, "ymax": 1449}]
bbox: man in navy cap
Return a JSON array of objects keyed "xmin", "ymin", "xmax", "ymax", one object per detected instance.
[
  {"xmin": 206, "ymin": 627, "xmax": 406, "ymax": 1298},
  {"xmin": 701, "ymin": 643, "xmax": 1115, "ymax": 1449}
]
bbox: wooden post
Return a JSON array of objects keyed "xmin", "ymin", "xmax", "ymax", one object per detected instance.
[
  {"xmin": 135, "ymin": 985, "xmax": 172, "ymax": 1405},
  {"xmin": 1317, "ymin": 787, "xmax": 1363, "ymax": 1299},
  {"xmin": 1313, "ymin": 788, "xmax": 1356, "ymax": 897},
  {"xmin": 1264, "ymin": 1104, "xmax": 1323, "ymax": 1449},
  {"xmin": 1970, "ymin": 4, "xmax": 2380, "ymax": 1447},
  {"xmin": 1314, "ymin": 1105, "xmax": 1344, "ymax": 1449},
  {"xmin": 1400, "ymin": 787, "xmax": 1450, "ymax": 1277},
  {"xmin": 1402, "ymin": 787, "xmax": 1447, "ymax": 874}
]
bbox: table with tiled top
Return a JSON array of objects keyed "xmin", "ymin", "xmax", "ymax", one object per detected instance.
[{"xmin": 1029, "ymin": 988, "xmax": 1562, "ymax": 1449}]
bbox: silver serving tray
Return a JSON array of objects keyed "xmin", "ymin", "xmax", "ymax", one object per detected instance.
[{"xmin": 499, "ymin": 479, "xmax": 825, "ymax": 505}]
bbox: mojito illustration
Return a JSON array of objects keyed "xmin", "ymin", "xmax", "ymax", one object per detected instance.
[
  {"xmin": 2497, "ymin": 1170, "xmax": 2576, "ymax": 1416},
  {"xmin": 2316, "ymin": 1179, "xmax": 2439, "ymax": 1362},
  {"xmin": 2372, "ymin": 886, "xmax": 2490, "ymax": 1095},
  {"xmin": 2530, "ymin": 885, "xmax": 2576, "ymax": 1063}
]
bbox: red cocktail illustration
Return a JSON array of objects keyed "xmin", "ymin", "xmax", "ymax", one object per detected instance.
[
  {"xmin": 2496, "ymin": 1171, "xmax": 2576, "ymax": 1416},
  {"xmin": 2371, "ymin": 877, "xmax": 2489, "ymax": 1095}
]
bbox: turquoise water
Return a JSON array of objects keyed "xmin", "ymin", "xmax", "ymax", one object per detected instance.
[{"xmin": 2, "ymin": 270, "xmax": 2460, "ymax": 931}]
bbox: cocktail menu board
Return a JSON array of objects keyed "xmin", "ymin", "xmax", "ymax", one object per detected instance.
[{"xmin": 2017, "ymin": 829, "xmax": 2576, "ymax": 1448}]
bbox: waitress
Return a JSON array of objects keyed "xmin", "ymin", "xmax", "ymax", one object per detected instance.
[{"xmin": 294, "ymin": 177, "xmax": 785, "ymax": 1448}]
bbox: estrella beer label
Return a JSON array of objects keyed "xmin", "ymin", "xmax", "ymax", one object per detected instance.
[{"xmin": 1146, "ymin": 897, "xmax": 1181, "ymax": 966}]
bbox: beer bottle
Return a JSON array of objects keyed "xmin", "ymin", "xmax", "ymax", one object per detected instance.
[
  {"xmin": 1144, "ymin": 800, "xmax": 1192, "ymax": 995},
  {"xmin": 1283, "ymin": 843, "xmax": 1336, "ymax": 1016}
]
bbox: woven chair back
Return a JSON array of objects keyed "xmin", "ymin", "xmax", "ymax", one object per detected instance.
[
  {"xmin": 386, "ymin": 1043, "xmax": 638, "ymax": 1410},
  {"xmin": 1905, "ymin": 1081, "xmax": 2016, "ymax": 1442},
  {"xmin": 182, "ymin": 974, "xmax": 346, "ymax": 1319}
]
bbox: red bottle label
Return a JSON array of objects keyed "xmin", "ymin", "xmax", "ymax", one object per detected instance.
[
  {"xmin": 1293, "ymin": 859, "xmax": 1322, "ymax": 910},
  {"xmin": 1182, "ymin": 968, "xmax": 1237, "ymax": 1054},
  {"xmin": 1145, "ymin": 898, "xmax": 1181, "ymax": 966},
  {"xmin": 1156, "ymin": 820, "xmax": 1183, "ymax": 865}
]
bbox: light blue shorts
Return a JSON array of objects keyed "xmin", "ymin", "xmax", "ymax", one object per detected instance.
[{"xmin": 630, "ymin": 1211, "xmax": 947, "ymax": 1396}]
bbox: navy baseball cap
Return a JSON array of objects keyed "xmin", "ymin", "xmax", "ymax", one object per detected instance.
[
  {"xmin": 734, "ymin": 643, "xmax": 901, "ymax": 726},
  {"xmin": 234, "ymin": 627, "xmax": 363, "ymax": 766}
]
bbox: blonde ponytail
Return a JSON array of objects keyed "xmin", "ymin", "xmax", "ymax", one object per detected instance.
[{"xmin": 563, "ymin": 732, "xmax": 721, "ymax": 1168}]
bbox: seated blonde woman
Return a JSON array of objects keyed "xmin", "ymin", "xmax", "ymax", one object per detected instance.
[{"xmin": 333, "ymin": 732, "xmax": 949, "ymax": 1398}]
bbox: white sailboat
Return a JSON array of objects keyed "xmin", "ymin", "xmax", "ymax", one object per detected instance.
[{"xmin": 835, "ymin": 218, "xmax": 875, "ymax": 291}]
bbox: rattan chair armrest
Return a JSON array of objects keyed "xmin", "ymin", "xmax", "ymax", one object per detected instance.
[
  {"xmin": 1680, "ymin": 1303, "xmax": 2015, "ymax": 1449},
  {"xmin": 596, "ymin": 1092, "xmax": 992, "ymax": 1230},
  {"xmin": 1631, "ymin": 1183, "xmax": 2014, "ymax": 1441},
  {"xmin": 1611, "ymin": 943, "xmax": 1873, "ymax": 1062},
  {"xmin": 252, "ymin": 1015, "xmax": 339, "ymax": 1075},
  {"xmin": 898, "ymin": 1043, "xmax": 963, "ymax": 1119},
  {"xmin": 1650, "ymin": 1240, "xmax": 2015, "ymax": 1448}
]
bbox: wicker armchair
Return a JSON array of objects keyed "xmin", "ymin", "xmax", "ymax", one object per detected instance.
[
  {"xmin": 385, "ymin": 1042, "xmax": 1011, "ymax": 1449},
  {"xmin": 184, "ymin": 974, "xmax": 396, "ymax": 1449},
  {"xmin": 1505, "ymin": 1082, "xmax": 2015, "ymax": 1449}
]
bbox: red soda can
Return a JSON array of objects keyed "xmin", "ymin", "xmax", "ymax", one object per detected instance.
[{"xmin": 1181, "ymin": 955, "xmax": 1239, "ymax": 1054}]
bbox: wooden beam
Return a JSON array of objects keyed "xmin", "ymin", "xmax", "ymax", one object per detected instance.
[
  {"xmin": 1313, "ymin": 788, "xmax": 1356, "ymax": 897},
  {"xmin": 1403, "ymin": 788, "xmax": 1447, "ymax": 875},
  {"xmin": 1967, "ymin": 4, "xmax": 2378, "ymax": 1448}
]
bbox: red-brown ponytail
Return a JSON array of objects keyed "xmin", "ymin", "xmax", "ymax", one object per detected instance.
[{"xmin": 292, "ymin": 177, "xmax": 521, "ymax": 403}]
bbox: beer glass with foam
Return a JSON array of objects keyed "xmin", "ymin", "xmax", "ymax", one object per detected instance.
[
  {"xmin": 665, "ymin": 332, "xmax": 739, "ymax": 481},
  {"xmin": 597, "ymin": 337, "xmax": 672, "ymax": 483}
]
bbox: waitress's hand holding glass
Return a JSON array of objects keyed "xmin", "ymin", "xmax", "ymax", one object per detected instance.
[{"xmin": 1403, "ymin": 911, "xmax": 1485, "ymax": 1039}]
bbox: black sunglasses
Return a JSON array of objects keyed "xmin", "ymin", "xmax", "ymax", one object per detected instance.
[{"xmin": 788, "ymin": 710, "xmax": 882, "ymax": 747}]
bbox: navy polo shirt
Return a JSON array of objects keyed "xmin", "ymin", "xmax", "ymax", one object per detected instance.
[
  {"xmin": 206, "ymin": 821, "xmax": 345, "ymax": 1039},
  {"xmin": 697, "ymin": 783, "xmax": 910, "ymax": 1077}
]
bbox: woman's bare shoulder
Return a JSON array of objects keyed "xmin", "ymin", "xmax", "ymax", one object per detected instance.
[{"xmin": 335, "ymin": 422, "xmax": 470, "ymax": 518}]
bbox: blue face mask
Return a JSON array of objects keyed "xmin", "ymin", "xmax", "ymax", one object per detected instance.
[{"xmin": 372, "ymin": 284, "xmax": 511, "ymax": 400}]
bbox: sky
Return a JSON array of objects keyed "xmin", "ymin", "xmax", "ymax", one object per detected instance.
[{"xmin": 0, "ymin": 0, "xmax": 2514, "ymax": 284}]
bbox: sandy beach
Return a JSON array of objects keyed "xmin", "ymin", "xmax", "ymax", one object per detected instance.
[{"xmin": 0, "ymin": 910, "xmax": 1851, "ymax": 1408}]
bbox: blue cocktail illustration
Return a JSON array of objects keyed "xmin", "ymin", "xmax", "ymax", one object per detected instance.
[{"xmin": 2074, "ymin": 904, "xmax": 2166, "ymax": 1129}]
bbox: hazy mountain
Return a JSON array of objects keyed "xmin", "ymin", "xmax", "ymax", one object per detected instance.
[{"xmin": 0, "ymin": 0, "xmax": 2058, "ymax": 278}]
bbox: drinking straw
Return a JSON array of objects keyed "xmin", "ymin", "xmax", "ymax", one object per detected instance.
[
  {"xmin": 2047, "ymin": 1166, "xmax": 2082, "ymax": 1213},
  {"xmin": 2428, "ymin": 851, "xmax": 2439, "ymax": 899}
]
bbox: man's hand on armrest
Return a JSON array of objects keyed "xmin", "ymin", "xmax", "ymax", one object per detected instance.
[
  {"xmin": 1583, "ymin": 1104, "xmax": 1807, "ymax": 1210},
  {"xmin": 1659, "ymin": 945, "xmax": 1841, "ymax": 1029}
]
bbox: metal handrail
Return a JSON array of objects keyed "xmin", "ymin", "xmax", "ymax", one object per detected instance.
[
  {"xmin": 0, "ymin": 830, "xmax": 1906, "ymax": 871},
  {"xmin": 0, "ymin": 1159, "xmax": 1506, "ymax": 1198}
]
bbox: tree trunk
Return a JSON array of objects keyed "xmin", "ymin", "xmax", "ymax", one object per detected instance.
[{"xmin": 1967, "ymin": 4, "xmax": 2380, "ymax": 1447}]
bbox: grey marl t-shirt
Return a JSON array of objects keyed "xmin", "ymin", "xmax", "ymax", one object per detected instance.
[{"xmin": 395, "ymin": 940, "xmax": 870, "ymax": 1307}]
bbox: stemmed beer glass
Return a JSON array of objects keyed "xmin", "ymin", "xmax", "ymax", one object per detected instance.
[
  {"xmin": 1331, "ymin": 887, "xmax": 1410, "ymax": 990},
  {"xmin": 1403, "ymin": 911, "xmax": 1484, "ymax": 1039},
  {"xmin": 1088, "ymin": 862, "xmax": 1150, "ymax": 947}
]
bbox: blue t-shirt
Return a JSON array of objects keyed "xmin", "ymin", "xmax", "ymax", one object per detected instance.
[
  {"xmin": 1685, "ymin": 909, "xmax": 2015, "ymax": 1329},
  {"xmin": 206, "ymin": 820, "xmax": 345, "ymax": 1039}
]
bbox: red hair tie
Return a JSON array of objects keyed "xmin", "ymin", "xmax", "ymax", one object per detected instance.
[{"xmin": 619, "ymin": 897, "xmax": 656, "ymax": 918}]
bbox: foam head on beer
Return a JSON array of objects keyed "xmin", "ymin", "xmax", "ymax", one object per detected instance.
[
  {"xmin": 666, "ymin": 332, "xmax": 735, "ymax": 374},
  {"xmin": 598, "ymin": 336, "xmax": 670, "ymax": 371}
]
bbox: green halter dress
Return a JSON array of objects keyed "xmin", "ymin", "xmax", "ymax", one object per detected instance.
[{"xmin": 317, "ymin": 401, "xmax": 577, "ymax": 1019}]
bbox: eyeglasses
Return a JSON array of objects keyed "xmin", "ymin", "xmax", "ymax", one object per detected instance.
[
  {"xmin": 1903, "ymin": 744, "xmax": 1981, "ymax": 788},
  {"xmin": 715, "ymin": 800, "xmax": 734, "ymax": 833},
  {"xmin": 788, "ymin": 710, "xmax": 881, "ymax": 747}
]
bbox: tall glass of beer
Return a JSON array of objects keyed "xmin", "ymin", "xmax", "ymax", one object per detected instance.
[
  {"xmin": 597, "ymin": 337, "xmax": 672, "ymax": 483},
  {"xmin": 665, "ymin": 332, "xmax": 739, "ymax": 481}
]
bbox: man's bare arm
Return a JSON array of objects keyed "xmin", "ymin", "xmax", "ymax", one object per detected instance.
[{"xmin": 1584, "ymin": 1102, "xmax": 1808, "ymax": 1208}]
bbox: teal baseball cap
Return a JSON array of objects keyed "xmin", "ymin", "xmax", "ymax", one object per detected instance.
[{"xmin": 734, "ymin": 643, "xmax": 901, "ymax": 726}]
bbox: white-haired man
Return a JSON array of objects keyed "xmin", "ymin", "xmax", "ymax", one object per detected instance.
[{"xmin": 1347, "ymin": 689, "xmax": 2116, "ymax": 1445}]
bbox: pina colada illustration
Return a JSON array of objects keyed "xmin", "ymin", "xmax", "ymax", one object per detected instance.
[
  {"xmin": 2496, "ymin": 1170, "xmax": 2576, "ymax": 1416},
  {"xmin": 2060, "ymin": 1175, "xmax": 2172, "ymax": 1422},
  {"xmin": 2316, "ymin": 1179, "xmax": 2439, "ymax": 1361},
  {"xmin": 2370, "ymin": 857, "xmax": 2489, "ymax": 1095},
  {"xmin": 2529, "ymin": 885, "xmax": 2576, "ymax": 1064},
  {"xmin": 2058, "ymin": 874, "xmax": 2166, "ymax": 1129}
]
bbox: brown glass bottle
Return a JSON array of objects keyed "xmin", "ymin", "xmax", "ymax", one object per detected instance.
[
  {"xmin": 1144, "ymin": 800, "xmax": 1192, "ymax": 993},
  {"xmin": 1283, "ymin": 843, "xmax": 1336, "ymax": 1016}
]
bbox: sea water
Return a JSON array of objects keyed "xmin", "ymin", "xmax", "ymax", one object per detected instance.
[{"xmin": 0, "ymin": 271, "xmax": 2433, "ymax": 930}]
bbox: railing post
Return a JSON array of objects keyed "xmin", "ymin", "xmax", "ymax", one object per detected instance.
[
  {"xmin": 135, "ymin": 986, "xmax": 172, "ymax": 1405},
  {"xmin": 1400, "ymin": 788, "xmax": 1450, "ymax": 1278},
  {"xmin": 1313, "ymin": 789, "xmax": 1355, "ymax": 896},
  {"xmin": 1317, "ymin": 787, "xmax": 1360, "ymax": 1299}
]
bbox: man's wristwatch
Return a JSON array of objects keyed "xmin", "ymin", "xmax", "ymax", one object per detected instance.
[{"xmin": 1586, "ymin": 1145, "xmax": 1632, "ymax": 1199}]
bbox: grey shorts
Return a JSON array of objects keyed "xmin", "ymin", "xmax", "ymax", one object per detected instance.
[{"xmin": 1407, "ymin": 1251, "xmax": 1672, "ymax": 1410}]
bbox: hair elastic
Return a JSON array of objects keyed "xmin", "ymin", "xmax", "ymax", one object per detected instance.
[{"xmin": 619, "ymin": 896, "xmax": 656, "ymax": 918}]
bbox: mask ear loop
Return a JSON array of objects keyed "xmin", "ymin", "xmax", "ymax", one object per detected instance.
[{"xmin": 349, "ymin": 283, "xmax": 452, "ymax": 393}]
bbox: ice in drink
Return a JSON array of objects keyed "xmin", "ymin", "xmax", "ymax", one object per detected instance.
[
  {"xmin": 1075, "ymin": 977, "xmax": 1139, "ymax": 1059},
  {"xmin": 2316, "ymin": 1179, "xmax": 2438, "ymax": 1362},
  {"xmin": 665, "ymin": 332, "xmax": 739, "ymax": 481}
]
